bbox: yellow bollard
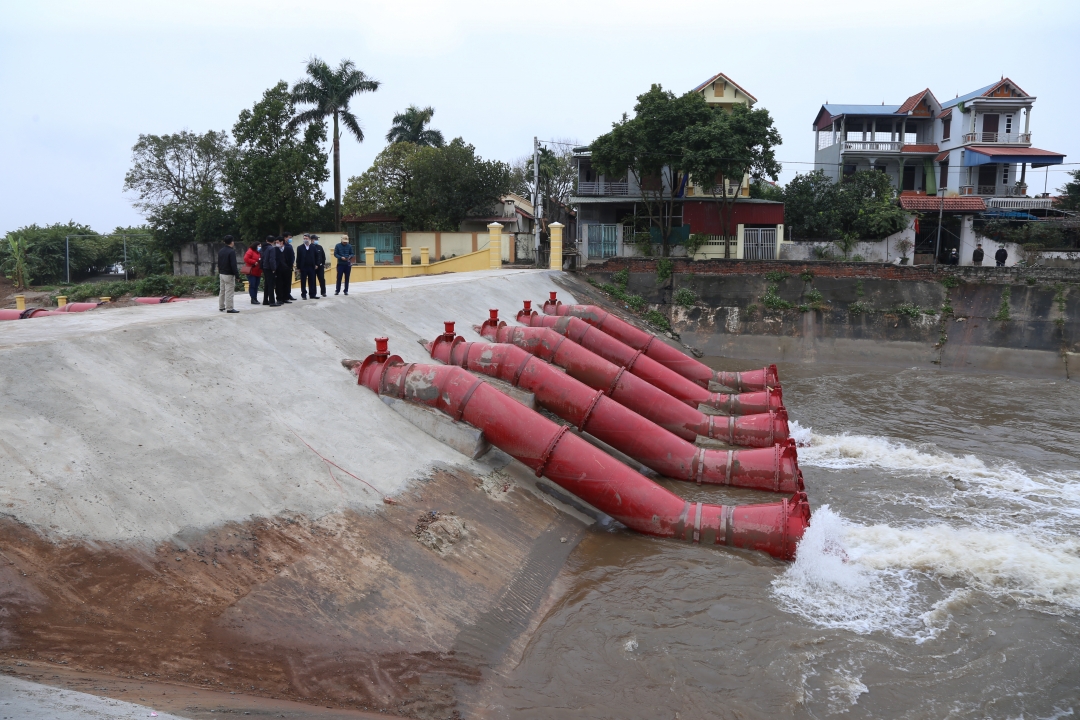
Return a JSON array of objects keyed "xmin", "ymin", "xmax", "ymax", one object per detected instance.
[
  {"xmin": 15, "ymin": 295, "xmax": 25, "ymax": 310},
  {"xmin": 420, "ymin": 246, "xmax": 430, "ymax": 273},
  {"xmin": 487, "ymin": 222, "xmax": 503, "ymax": 270},
  {"xmin": 365, "ymin": 247, "xmax": 375, "ymax": 282},
  {"xmin": 56, "ymin": 296, "xmax": 67, "ymax": 307},
  {"xmin": 549, "ymin": 222, "xmax": 564, "ymax": 271},
  {"xmin": 100, "ymin": 297, "xmax": 111, "ymax": 303},
  {"xmin": 401, "ymin": 247, "xmax": 412, "ymax": 277}
]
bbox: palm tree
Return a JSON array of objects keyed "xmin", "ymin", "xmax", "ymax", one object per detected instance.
[
  {"xmin": 386, "ymin": 105, "xmax": 445, "ymax": 148},
  {"xmin": 291, "ymin": 57, "xmax": 380, "ymax": 230}
]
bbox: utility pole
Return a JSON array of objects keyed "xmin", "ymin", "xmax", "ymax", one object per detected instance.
[
  {"xmin": 533, "ymin": 137, "xmax": 541, "ymax": 264},
  {"xmin": 933, "ymin": 185, "xmax": 945, "ymax": 266}
]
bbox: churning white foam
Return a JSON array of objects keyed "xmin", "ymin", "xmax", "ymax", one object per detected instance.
[{"xmin": 773, "ymin": 506, "xmax": 1080, "ymax": 638}]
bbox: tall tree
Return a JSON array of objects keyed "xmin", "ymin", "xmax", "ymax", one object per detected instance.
[
  {"xmin": 386, "ymin": 106, "xmax": 445, "ymax": 148},
  {"xmin": 342, "ymin": 141, "xmax": 420, "ymax": 218},
  {"xmin": 512, "ymin": 143, "xmax": 577, "ymax": 236},
  {"xmin": 123, "ymin": 130, "xmax": 235, "ymax": 250},
  {"xmin": 1058, "ymin": 169, "xmax": 1080, "ymax": 212},
  {"xmin": 290, "ymin": 57, "xmax": 380, "ymax": 231},
  {"xmin": 399, "ymin": 139, "xmax": 512, "ymax": 231},
  {"xmin": 225, "ymin": 82, "xmax": 329, "ymax": 240}
]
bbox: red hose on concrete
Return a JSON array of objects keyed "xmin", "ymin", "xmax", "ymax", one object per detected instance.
[
  {"xmin": 55, "ymin": 302, "xmax": 103, "ymax": 313},
  {"xmin": 0, "ymin": 308, "xmax": 66, "ymax": 321},
  {"xmin": 354, "ymin": 337, "xmax": 810, "ymax": 560},
  {"xmin": 517, "ymin": 300, "xmax": 782, "ymax": 414},
  {"xmin": 427, "ymin": 322, "xmax": 802, "ymax": 493},
  {"xmin": 477, "ymin": 310, "xmax": 789, "ymax": 448},
  {"xmin": 542, "ymin": 291, "xmax": 779, "ymax": 392}
]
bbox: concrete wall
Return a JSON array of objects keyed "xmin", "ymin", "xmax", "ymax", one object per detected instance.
[
  {"xmin": 577, "ymin": 258, "xmax": 1080, "ymax": 377},
  {"xmin": 172, "ymin": 242, "xmax": 228, "ymax": 276}
]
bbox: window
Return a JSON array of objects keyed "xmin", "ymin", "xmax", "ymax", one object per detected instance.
[
  {"xmin": 843, "ymin": 164, "xmax": 857, "ymax": 177},
  {"xmin": 1005, "ymin": 114, "xmax": 1013, "ymax": 134},
  {"xmin": 1002, "ymin": 165, "xmax": 1010, "ymax": 184},
  {"xmin": 942, "ymin": 117, "xmax": 951, "ymax": 140},
  {"xmin": 940, "ymin": 160, "xmax": 949, "ymax": 189}
]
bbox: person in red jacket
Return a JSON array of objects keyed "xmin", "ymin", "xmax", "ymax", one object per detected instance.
[{"xmin": 243, "ymin": 243, "xmax": 263, "ymax": 305}]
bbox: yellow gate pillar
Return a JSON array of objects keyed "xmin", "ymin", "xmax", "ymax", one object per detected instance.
[
  {"xmin": 487, "ymin": 223, "xmax": 503, "ymax": 269},
  {"xmin": 420, "ymin": 246, "xmax": 430, "ymax": 274},
  {"xmin": 549, "ymin": 222, "xmax": 564, "ymax": 271},
  {"xmin": 401, "ymin": 247, "xmax": 412, "ymax": 276},
  {"xmin": 364, "ymin": 247, "xmax": 375, "ymax": 282}
]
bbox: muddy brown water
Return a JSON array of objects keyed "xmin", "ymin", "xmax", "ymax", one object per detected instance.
[{"xmin": 489, "ymin": 361, "xmax": 1080, "ymax": 719}]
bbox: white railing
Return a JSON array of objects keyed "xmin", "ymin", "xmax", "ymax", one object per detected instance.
[
  {"xmin": 962, "ymin": 132, "xmax": 1031, "ymax": 144},
  {"xmin": 843, "ymin": 141, "xmax": 903, "ymax": 152},
  {"xmin": 697, "ymin": 184, "xmax": 742, "ymax": 197},
  {"xmin": 986, "ymin": 197, "xmax": 1054, "ymax": 210},
  {"xmin": 577, "ymin": 181, "xmax": 629, "ymax": 196},
  {"xmin": 959, "ymin": 185, "xmax": 976, "ymax": 196}
]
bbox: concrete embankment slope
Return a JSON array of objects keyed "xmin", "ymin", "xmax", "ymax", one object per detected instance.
[
  {"xmin": 0, "ymin": 269, "xmax": 590, "ymax": 718},
  {"xmin": 578, "ymin": 259, "xmax": 1080, "ymax": 378}
]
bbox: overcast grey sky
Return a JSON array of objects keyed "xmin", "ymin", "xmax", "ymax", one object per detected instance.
[{"xmin": 2, "ymin": 0, "xmax": 1077, "ymax": 234}]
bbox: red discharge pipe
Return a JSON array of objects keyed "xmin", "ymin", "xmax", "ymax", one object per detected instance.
[
  {"xmin": 55, "ymin": 302, "xmax": 103, "ymax": 313},
  {"xmin": 427, "ymin": 322, "xmax": 802, "ymax": 493},
  {"xmin": 542, "ymin": 291, "xmax": 779, "ymax": 392},
  {"xmin": 353, "ymin": 337, "xmax": 810, "ymax": 560},
  {"xmin": 517, "ymin": 300, "xmax": 782, "ymax": 414},
  {"xmin": 0, "ymin": 309, "xmax": 24, "ymax": 321},
  {"xmin": 0, "ymin": 308, "xmax": 67, "ymax": 320},
  {"xmin": 477, "ymin": 310, "xmax": 789, "ymax": 448}
]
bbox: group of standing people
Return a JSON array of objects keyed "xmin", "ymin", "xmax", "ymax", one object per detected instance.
[{"xmin": 236, "ymin": 233, "xmax": 358, "ymax": 308}]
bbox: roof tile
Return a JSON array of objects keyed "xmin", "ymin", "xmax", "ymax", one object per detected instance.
[{"xmin": 899, "ymin": 196, "xmax": 987, "ymax": 212}]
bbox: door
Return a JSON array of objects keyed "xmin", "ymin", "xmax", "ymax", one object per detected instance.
[
  {"xmin": 902, "ymin": 165, "xmax": 916, "ymax": 191},
  {"xmin": 977, "ymin": 165, "xmax": 998, "ymax": 194},
  {"xmin": 981, "ymin": 114, "xmax": 999, "ymax": 142},
  {"xmin": 359, "ymin": 232, "xmax": 397, "ymax": 263}
]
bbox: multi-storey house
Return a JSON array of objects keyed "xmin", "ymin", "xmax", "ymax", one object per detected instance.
[
  {"xmin": 813, "ymin": 78, "xmax": 1065, "ymax": 212},
  {"xmin": 573, "ymin": 73, "xmax": 784, "ymax": 264}
]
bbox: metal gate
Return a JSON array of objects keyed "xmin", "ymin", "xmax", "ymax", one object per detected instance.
[
  {"xmin": 358, "ymin": 232, "xmax": 398, "ymax": 263},
  {"xmin": 742, "ymin": 228, "xmax": 777, "ymax": 260},
  {"xmin": 587, "ymin": 224, "xmax": 619, "ymax": 259}
]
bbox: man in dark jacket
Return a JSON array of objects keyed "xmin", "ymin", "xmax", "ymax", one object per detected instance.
[
  {"xmin": 217, "ymin": 236, "xmax": 240, "ymax": 313},
  {"xmin": 334, "ymin": 235, "xmax": 355, "ymax": 295},
  {"xmin": 261, "ymin": 236, "xmax": 279, "ymax": 306},
  {"xmin": 312, "ymin": 235, "xmax": 328, "ymax": 297},
  {"xmin": 274, "ymin": 237, "xmax": 293, "ymax": 303},
  {"xmin": 281, "ymin": 233, "xmax": 296, "ymax": 300},
  {"xmin": 296, "ymin": 234, "xmax": 319, "ymax": 300},
  {"xmin": 972, "ymin": 243, "xmax": 984, "ymax": 266},
  {"xmin": 995, "ymin": 247, "xmax": 1008, "ymax": 267}
]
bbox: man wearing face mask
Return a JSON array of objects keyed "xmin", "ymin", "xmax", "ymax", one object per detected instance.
[
  {"xmin": 312, "ymin": 235, "xmax": 327, "ymax": 297},
  {"xmin": 296, "ymin": 234, "xmax": 319, "ymax": 300}
]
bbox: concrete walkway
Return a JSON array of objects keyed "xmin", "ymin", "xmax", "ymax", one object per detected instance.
[{"xmin": 0, "ymin": 675, "xmax": 189, "ymax": 719}]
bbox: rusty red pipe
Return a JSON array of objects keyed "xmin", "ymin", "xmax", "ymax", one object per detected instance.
[
  {"xmin": 0, "ymin": 308, "xmax": 67, "ymax": 321},
  {"xmin": 55, "ymin": 302, "xmax": 103, "ymax": 313},
  {"xmin": 428, "ymin": 322, "xmax": 801, "ymax": 493},
  {"xmin": 518, "ymin": 301, "xmax": 781, "ymax": 413},
  {"xmin": 354, "ymin": 337, "xmax": 810, "ymax": 560},
  {"xmin": 542, "ymin": 291, "xmax": 779, "ymax": 392},
  {"xmin": 478, "ymin": 310, "xmax": 789, "ymax": 448}
]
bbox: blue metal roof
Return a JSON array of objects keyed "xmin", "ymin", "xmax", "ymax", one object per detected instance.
[
  {"xmin": 822, "ymin": 104, "xmax": 902, "ymax": 116},
  {"xmin": 940, "ymin": 83, "xmax": 996, "ymax": 109}
]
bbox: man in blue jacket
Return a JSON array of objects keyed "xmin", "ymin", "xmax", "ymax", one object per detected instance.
[
  {"xmin": 334, "ymin": 235, "xmax": 355, "ymax": 295},
  {"xmin": 296, "ymin": 234, "xmax": 319, "ymax": 300},
  {"xmin": 260, "ymin": 236, "xmax": 279, "ymax": 306}
]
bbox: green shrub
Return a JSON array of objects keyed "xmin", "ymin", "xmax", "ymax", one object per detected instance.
[
  {"xmin": 855, "ymin": 279, "xmax": 865, "ymax": 297},
  {"xmin": 940, "ymin": 275, "xmax": 959, "ymax": 289},
  {"xmin": 797, "ymin": 304, "xmax": 810, "ymax": 312},
  {"xmin": 1026, "ymin": 276, "xmax": 1037, "ymax": 285},
  {"xmin": 612, "ymin": 268, "xmax": 629, "ymax": 287},
  {"xmin": 799, "ymin": 270, "xmax": 814, "ymax": 283},
  {"xmin": 625, "ymin": 294, "xmax": 647, "ymax": 312},
  {"xmin": 763, "ymin": 270, "xmax": 790, "ymax": 283},
  {"xmin": 849, "ymin": 301, "xmax": 872, "ymax": 315},
  {"xmin": 993, "ymin": 287, "xmax": 1011, "ymax": 322},
  {"xmin": 746, "ymin": 304, "xmax": 758, "ymax": 316},
  {"xmin": 656, "ymin": 258, "xmax": 674, "ymax": 282},
  {"xmin": 644, "ymin": 309, "xmax": 670, "ymax": 331},
  {"xmin": 762, "ymin": 284, "xmax": 793, "ymax": 310},
  {"xmin": 673, "ymin": 287, "xmax": 697, "ymax": 307},
  {"xmin": 892, "ymin": 302, "xmax": 923, "ymax": 319},
  {"xmin": 805, "ymin": 288, "xmax": 824, "ymax": 305},
  {"xmin": 851, "ymin": 255, "xmax": 865, "ymax": 262}
]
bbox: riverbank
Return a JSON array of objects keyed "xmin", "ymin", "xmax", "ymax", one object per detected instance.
[{"xmin": 575, "ymin": 258, "xmax": 1080, "ymax": 378}]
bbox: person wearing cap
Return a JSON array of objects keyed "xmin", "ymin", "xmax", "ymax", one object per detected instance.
[
  {"xmin": 260, "ymin": 236, "xmax": 279, "ymax": 306},
  {"xmin": 281, "ymin": 233, "xmax": 297, "ymax": 300},
  {"xmin": 311, "ymin": 235, "xmax": 328, "ymax": 297},
  {"xmin": 217, "ymin": 235, "xmax": 240, "ymax": 313},
  {"xmin": 296, "ymin": 234, "xmax": 319, "ymax": 300},
  {"xmin": 334, "ymin": 235, "xmax": 354, "ymax": 295}
]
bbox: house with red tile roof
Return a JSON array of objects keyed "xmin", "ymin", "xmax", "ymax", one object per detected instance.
[{"xmin": 813, "ymin": 78, "xmax": 1065, "ymax": 210}]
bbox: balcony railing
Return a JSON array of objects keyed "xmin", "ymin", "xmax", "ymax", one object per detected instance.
[
  {"xmin": 962, "ymin": 132, "xmax": 1031, "ymax": 144},
  {"xmin": 577, "ymin": 181, "xmax": 629, "ymax": 196},
  {"xmin": 843, "ymin": 141, "xmax": 903, "ymax": 152},
  {"xmin": 959, "ymin": 184, "xmax": 1031, "ymax": 197},
  {"xmin": 986, "ymin": 197, "xmax": 1054, "ymax": 210}
]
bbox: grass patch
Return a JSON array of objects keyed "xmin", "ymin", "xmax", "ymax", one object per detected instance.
[
  {"xmin": 848, "ymin": 301, "xmax": 872, "ymax": 316},
  {"xmin": 673, "ymin": 287, "xmax": 697, "ymax": 307},
  {"xmin": 891, "ymin": 303, "xmax": 924, "ymax": 319},
  {"xmin": 805, "ymin": 288, "xmax": 823, "ymax": 305},
  {"xmin": 612, "ymin": 268, "xmax": 629, "ymax": 288},
  {"xmin": 855, "ymin": 280, "xmax": 865, "ymax": 297},
  {"xmin": 643, "ymin": 309, "xmax": 670, "ymax": 331},
  {"xmin": 940, "ymin": 275, "xmax": 959, "ymax": 289},
  {"xmin": 993, "ymin": 286, "xmax": 1011, "ymax": 322},
  {"xmin": 51, "ymin": 275, "xmax": 223, "ymax": 302},
  {"xmin": 798, "ymin": 270, "xmax": 814, "ymax": 283},
  {"xmin": 656, "ymin": 258, "xmax": 674, "ymax": 283},
  {"xmin": 762, "ymin": 284, "xmax": 793, "ymax": 310},
  {"xmin": 763, "ymin": 270, "xmax": 790, "ymax": 283}
]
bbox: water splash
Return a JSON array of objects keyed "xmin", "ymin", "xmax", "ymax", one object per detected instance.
[{"xmin": 773, "ymin": 506, "xmax": 1080, "ymax": 638}]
